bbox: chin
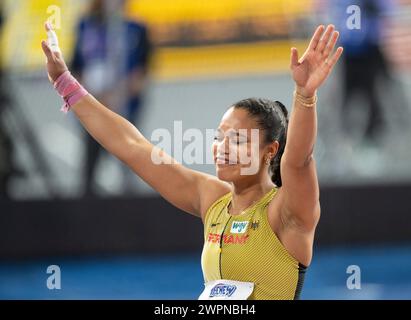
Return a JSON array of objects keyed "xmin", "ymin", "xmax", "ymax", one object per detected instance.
[
  {"xmin": 216, "ymin": 172, "xmax": 232, "ymax": 182},
  {"xmin": 215, "ymin": 164, "xmax": 241, "ymax": 182}
]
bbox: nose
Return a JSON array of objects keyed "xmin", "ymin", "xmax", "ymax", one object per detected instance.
[{"xmin": 216, "ymin": 136, "xmax": 231, "ymax": 156}]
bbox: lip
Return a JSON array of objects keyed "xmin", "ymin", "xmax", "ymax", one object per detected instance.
[
  {"xmin": 216, "ymin": 163, "xmax": 237, "ymax": 167},
  {"xmin": 215, "ymin": 155, "xmax": 237, "ymax": 165}
]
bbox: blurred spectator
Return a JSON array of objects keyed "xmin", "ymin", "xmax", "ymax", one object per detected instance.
[
  {"xmin": 71, "ymin": 0, "xmax": 152, "ymax": 196},
  {"xmin": 330, "ymin": 0, "xmax": 395, "ymax": 143}
]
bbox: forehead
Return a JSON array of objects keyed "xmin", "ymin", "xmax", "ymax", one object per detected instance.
[{"xmin": 218, "ymin": 107, "xmax": 257, "ymax": 131}]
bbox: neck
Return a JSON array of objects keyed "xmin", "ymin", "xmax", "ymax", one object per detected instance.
[{"xmin": 229, "ymin": 177, "xmax": 275, "ymax": 215}]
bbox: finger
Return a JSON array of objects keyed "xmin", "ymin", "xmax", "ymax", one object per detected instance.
[
  {"xmin": 323, "ymin": 31, "xmax": 339, "ymax": 58},
  {"xmin": 316, "ymin": 24, "xmax": 335, "ymax": 53},
  {"xmin": 41, "ymin": 40, "xmax": 54, "ymax": 61},
  {"xmin": 45, "ymin": 21, "xmax": 61, "ymax": 54},
  {"xmin": 290, "ymin": 47, "xmax": 299, "ymax": 68},
  {"xmin": 326, "ymin": 47, "xmax": 344, "ymax": 70},
  {"xmin": 307, "ymin": 25, "xmax": 325, "ymax": 51}
]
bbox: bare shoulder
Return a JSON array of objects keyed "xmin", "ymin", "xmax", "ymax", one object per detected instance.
[
  {"xmin": 269, "ymin": 186, "xmax": 320, "ymax": 232},
  {"xmin": 267, "ymin": 187, "xmax": 318, "ymax": 266},
  {"xmin": 267, "ymin": 186, "xmax": 285, "ymax": 221},
  {"xmin": 198, "ymin": 175, "xmax": 231, "ymax": 224}
]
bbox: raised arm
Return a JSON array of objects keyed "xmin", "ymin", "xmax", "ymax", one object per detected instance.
[
  {"xmin": 41, "ymin": 23, "xmax": 229, "ymax": 219},
  {"xmin": 280, "ymin": 25, "xmax": 343, "ymax": 230}
]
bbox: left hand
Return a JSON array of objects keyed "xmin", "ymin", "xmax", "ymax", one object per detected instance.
[{"xmin": 290, "ymin": 24, "xmax": 343, "ymax": 97}]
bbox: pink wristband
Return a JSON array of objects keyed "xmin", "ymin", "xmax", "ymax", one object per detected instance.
[{"xmin": 53, "ymin": 71, "xmax": 88, "ymax": 113}]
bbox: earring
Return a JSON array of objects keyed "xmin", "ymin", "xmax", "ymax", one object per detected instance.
[{"xmin": 265, "ymin": 156, "xmax": 271, "ymax": 165}]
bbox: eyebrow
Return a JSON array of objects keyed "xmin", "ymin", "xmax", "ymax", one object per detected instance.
[
  {"xmin": 216, "ymin": 128, "xmax": 250, "ymax": 141},
  {"xmin": 216, "ymin": 128, "xmax": 248, "ymax": 138}
]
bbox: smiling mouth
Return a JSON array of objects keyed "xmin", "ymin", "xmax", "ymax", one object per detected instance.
[{"xmin": 215, "ymin": 156, "xmax": 238, "ymax": 165}]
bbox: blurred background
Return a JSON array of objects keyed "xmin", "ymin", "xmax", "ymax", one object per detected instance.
[{"xmin": 0, "ymin": 0, "xmax": 411, "ymax": 299}]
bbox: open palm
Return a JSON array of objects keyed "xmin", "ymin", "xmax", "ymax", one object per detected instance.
[{"xmin": 291, "ymin": 25, "xmax": 343, "ymax": 97}]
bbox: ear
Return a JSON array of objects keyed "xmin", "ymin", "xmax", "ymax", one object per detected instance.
[{"xmin": 266, "ymin": 141, "xmax": 279, "ymax": 158}]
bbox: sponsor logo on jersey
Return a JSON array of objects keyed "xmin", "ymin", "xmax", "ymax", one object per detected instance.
[
  {"xmin": 230, "ymin": 221, "xmax": 249, "ymax": 234},
  {"xmin": 209, "ymin": 283, "xmax": 237, "ymax": 298}
]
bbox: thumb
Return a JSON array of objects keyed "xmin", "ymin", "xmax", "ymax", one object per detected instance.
[
  {"xmin": 41, "ymin": 40, "xmax": 54, "ymax": 62},
  {"xmin": 290, "ymin": 47, "xmax": 299, "ymax": 68}
]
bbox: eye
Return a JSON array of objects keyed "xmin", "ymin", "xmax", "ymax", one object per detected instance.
[
  {"xmin": 228, "ymin": 136, "xmax": 242, "ymax": 145},
  {"xmin": 214, "ymin": 131, "xmax": 224, "ymax": 142},
  {"xmin": 232, "ymin": 135, "xmax": 247, "ymax": 145}
]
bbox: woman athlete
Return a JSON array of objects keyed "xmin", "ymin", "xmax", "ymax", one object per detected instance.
[{"xmin": 41, "ymin": 22, "xmax": 343, "ymax": 300}]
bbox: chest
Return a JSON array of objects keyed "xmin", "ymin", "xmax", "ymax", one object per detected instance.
[{"xmin": 205, "ymin": 213, "xmax": 264, "ymax": 252}]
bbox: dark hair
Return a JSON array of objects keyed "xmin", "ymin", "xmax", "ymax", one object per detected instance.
[{"xmin": 233, "ymin": 98, "xmax": 289, "ymax": 187}]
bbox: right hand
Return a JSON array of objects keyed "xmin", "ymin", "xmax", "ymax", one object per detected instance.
[{"xmin": 41, "ymin": 22, "xmax": 68, "ymax": 83}]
